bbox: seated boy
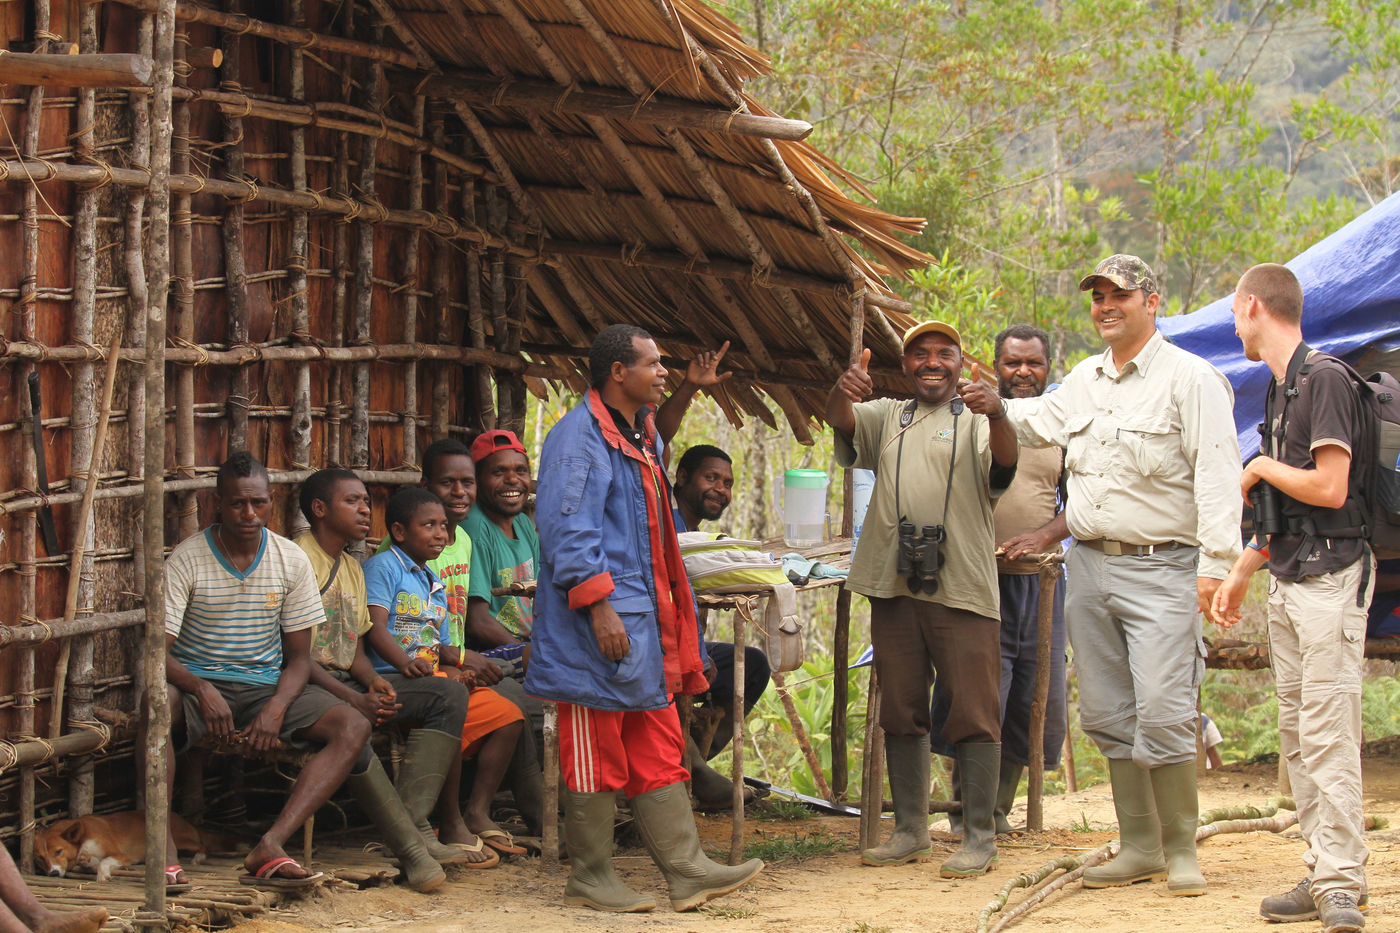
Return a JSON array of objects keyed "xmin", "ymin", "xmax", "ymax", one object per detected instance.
[
  {"xmin": 164, "ymin": 453, "xmax": 372, "ymax": 890},
  {"xmin": 363, "ymin": 488, "xmax": 526, "ymax": 861},
  {"xmin": 294, "ymin": 469, "xmax": 484, "ymax": 870}
]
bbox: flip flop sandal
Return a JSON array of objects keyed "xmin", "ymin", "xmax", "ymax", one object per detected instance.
[
  {"xmin": 165, "ymin": 865, "xmax": 192, "ymax": 895},
  {"xmin": 238, "ymin": 855, "xmax": 325, "ymax": 890},
  {"xmin": 477, "ymin": 829, "xmax": 527, "ymax": 856},
  {"xmin": 448, "ymin": 835, "xmax": 501, "ymax": 869}
]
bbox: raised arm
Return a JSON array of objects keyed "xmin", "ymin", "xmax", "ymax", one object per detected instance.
[{"xmin": 826, "ymin": 348, "xmax": 872, "ymax": 441}]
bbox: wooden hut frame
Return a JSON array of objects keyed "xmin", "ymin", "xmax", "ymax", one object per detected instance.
[{"xmin": 0, "ymin": 0, "xmax": 930, "ymax": 920}]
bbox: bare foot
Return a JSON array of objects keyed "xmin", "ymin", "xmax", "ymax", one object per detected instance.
[
  {"xmin": 32, "ymin": 907, "xmax": 108, "ymax": 933},
  {"xmin": 242, "ymin": 840, "xmax": 314, "ymax": 881}
]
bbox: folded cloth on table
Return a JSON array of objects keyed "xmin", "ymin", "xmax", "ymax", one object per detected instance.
[{"xmin": 780, "ymin": 554, "xmax": 848, "ymax": 585}]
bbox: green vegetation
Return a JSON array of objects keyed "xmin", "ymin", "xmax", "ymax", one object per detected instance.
[
  {"xmin": 700, "ymin": 904, "xmax": 758, "ymax": 919},
  {"xmin": 743, "ymin": 829, "xmax": 847, "ymax": 863}
]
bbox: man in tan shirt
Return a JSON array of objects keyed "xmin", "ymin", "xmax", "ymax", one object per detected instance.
[
  {"xmin": 965, "ymin": 255, "xmax": 1242, "ymax": 897},
  {"xmin": 828, "ymin": 320, "xmax": 1018, "ymax": 878}
]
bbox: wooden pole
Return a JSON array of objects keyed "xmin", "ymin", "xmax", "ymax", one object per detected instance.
[
  {"xmin": 172, "ymin": 28, "xmax": 197, "ymax": 540},
  {"xmin": 287, "ymin": 0, "xmax": 312, "ymax": 476},
  {"xmin": 858, "ymin": 671, "xmax": 883, "ymax": 851},
  {"xmin": 49, "ymin": 334, "xmax": 123, "ymax": 742},
  {"xmin": 728, "ymin": 603, "xmax": 747, "ymax": 864},
  {"xmin": 429, "ymin": 120, "xmax": 452, "ymax": 441},
  {"xmin": 15, "ymin": 3, "xmax": 50, "ymax": 870},
  {"xmin": 0, "ymin": 610, "xmax": 146, "ymax": 647},
  {"xmin": 487, "ymin": 186, "xmax": 511, "ymax": 429},
  {"xmin": 831, "ymin": 471, "xmax": 853, "ymax": 800},
  {"xmin": 1026, "ymin": 562, "xmax": 1058, "ymax": 832},
  {"xmin": 0, "ymin": 52, "xmax": 154, "ymax": 87},
  {"xmin": 400, "ymin": 96, "xmax": 425, "ymax": 466},
  {"xmin": 142, "ymin": 0, "xmax": 175, "ymax": 916},
  {"xmin": 65, "ymin": 0, "xmax": 101, "ymax": 818},
  {"xmin": 540, "ymin": 702, "xmax": 559, "ymax": 869},
  {"xmin": 125, "ymin": 15, "xmax": 152, "ymax": 626},
  {"xmin": 221, "ymin": 0, "xmax": 250, "ymax": 451},
  {"xmin": 464, "ymin": 179, "xmax": 494, "ymax": 432},
  {"xmin": 419, "ymin": 69, "xmax": 813, "ymax": 141},
  {"xmin": 350, "ymin": 49, "xmax": 382, "ymax": 472}
]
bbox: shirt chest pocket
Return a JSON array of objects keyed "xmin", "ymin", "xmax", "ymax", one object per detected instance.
[
  {"xmin": 1061, "ymin": 413, "xmax": 1096, "ymax": 473},
  {"xmin": 1116, "ymin": 413, "xmax": 1179, "ymax": 477}
]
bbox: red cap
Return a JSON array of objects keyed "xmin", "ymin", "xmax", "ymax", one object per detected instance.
[{"xmin": 471, "ymin": 429, "xmax": 527, "ymax": 464}]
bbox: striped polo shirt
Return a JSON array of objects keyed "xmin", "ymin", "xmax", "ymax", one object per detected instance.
[{"xmin": 164, "ymin": 526, "xmax": 326, "ymax": 685}]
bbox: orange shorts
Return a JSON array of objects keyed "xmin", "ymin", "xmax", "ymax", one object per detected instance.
[{"xmin": 458, "ymin": 685, "xmax": 524, "ymax": 753}]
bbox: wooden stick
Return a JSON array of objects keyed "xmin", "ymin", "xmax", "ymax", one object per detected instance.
[
  {"xmin": 221, "ymin": 0, "xmax": 250, "ymax": 451},
  {"xmin": 463, "ymin": 179, "xmax": 494, "ymax": 431},
  {"xmin": 770, "ymin": 671, "xmax": 835, "ymax": 802},
  {"xmin": 400, "ymin": 96, "xmax": 424, "ymax": 467},
  {"xmin": 0, "ymin": 610, "xmax": 146, "ymax": 646},
  {"xmin": 729, "ymin": 601, "xmax": 747, "ymax": 864},
  {"xmin": 858, "ymin": 670, "xmax": 883, "ymax": 851},
  {"xmin": 64, "ymin": 0, "xmax": 101, "ymax": 819},
  {"xmin": 142, "ymin": 0, "xmax": 175, "ymax": 915},
  {"xmin": 287, "ymin": 0, "xmax": 312, "ymax": 475},
  {"xmin": 0, "ymin": 52, "xmax": 153, "ymax": 87},
  {"xmin": 541, "ymin": 702, "xmax": 559, "ymax": 869},
  {"xmin": 831, "ymin": 479, "xmax": 852, "ymax": 800},
  {"xmin": 183, "ymin": 46, "xmax": 221, "ymax": 69},
  {"xmin": 0, "ymin": 728, "xmax": 111, "ymax": 772},
  {"xmin": 328, "ymin": 84, "xmax": 351, "ymax": 468},
  {"xmin": 1026, "ymin": 562, "xmax": 1057, "ymax": 832},
  {"xmin": 49, "ymin": 333, "xmax": 123, "ymax": 741},
  {"xmin": 106, "ymin": 0, "xmax": 422, "ymax": 69},
  {"xmin": 124, "ymin": 15, "xmax": 152, "ymax": 622},
  {"xmin": 429, "ymin": 120, "xmax": 452, "ymax": 440},
  {"xmin": 421, "ymin": 69, "xmax": 812, "ymax": 141},
  {"xmin": 171, "ymin": 30, "xmax": 197, "ymax": 539},
  {"xmin": 350, "ymin": 51, "xmax": 382, "ymax": 471},
  {"xmin": 487, "ymin": 186, "xmax": 511, "ymax": 428}
]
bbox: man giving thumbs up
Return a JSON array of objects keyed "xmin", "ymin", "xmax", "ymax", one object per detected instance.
[{"xmin": 826, "ymin": 320, "xmax": 1017, "ymax": 879}]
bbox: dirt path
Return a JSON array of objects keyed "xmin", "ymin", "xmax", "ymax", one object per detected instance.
[{"xmin": 230, "ymin": 747, "xmax": 1400, "ymax": 933}]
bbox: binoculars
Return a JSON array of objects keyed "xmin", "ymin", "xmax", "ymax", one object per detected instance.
[
  {"xmin": 897, "ymin": 519, "xmax": 947, "ymax": 594},
  {"xmin": 1248, "ymin": 479, "xmax": 1284, "ymax": 539}
]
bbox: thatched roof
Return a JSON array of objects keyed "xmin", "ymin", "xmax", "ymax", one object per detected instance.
[{"xmin": 368, "ymin": 0, "xmax": 930, "ymax": 439}]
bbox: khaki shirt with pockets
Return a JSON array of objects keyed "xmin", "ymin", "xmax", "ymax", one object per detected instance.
[{"xmin": 1005, "ymin": 330, "xmax": 1243, "ymax": 579}]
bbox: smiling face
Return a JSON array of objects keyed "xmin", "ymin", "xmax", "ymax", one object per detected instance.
[
  {"xmin": 425, "ymin": 453, "xmax": 476, "ymax": 525},
  {"xmin": 392, "ymin": 499, "xmax": 449, "ymax": 565},
  {"xmin": 216, "ymin": 475, "xmax": 272, "ymax": 548},
  {"xmin": 317, "ymin": 477, "xmax": 372, "ymax": 543},
  {"xmin": 996, "ymin": 336, "xmax": 1050, "ymax": 399},
  {"xmin": 675, "ymin": 456, "xmax": 734, "ymax": 526},
  {"xmin": 615, "ymin": 336, "xmax": 669, "ymax": 410},
  {"xmin": 477, "ymin": 449, "xmax": 531, "ymax": 523},
  {"xmin": 1088, "ymin": 279, "xmax": 1159, "ymax": 358},
  {"xmin": 902, "ymin": 332, "xmax": 962, "ymax": 406}
]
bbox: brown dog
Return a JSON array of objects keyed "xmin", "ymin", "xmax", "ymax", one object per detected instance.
[{"xmin": 36, "ymin": 811, "xmax": 235, "ymax": 882}]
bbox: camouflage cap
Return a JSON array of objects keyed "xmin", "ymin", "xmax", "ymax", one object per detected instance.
[{"xmin": 1077, "ymin": 254, "xmax": 1159, "ymax": 295}]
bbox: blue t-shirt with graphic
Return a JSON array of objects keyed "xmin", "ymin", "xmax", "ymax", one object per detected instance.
[{"xmin": 362, "ymin": 544, "xmax": 451, "ymax": 674}]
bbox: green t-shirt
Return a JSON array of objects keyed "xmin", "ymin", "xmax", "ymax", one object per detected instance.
[
  {"xmin": 463, "ymin": 505, "xmax": 539, "ymax": 640},
  {"xmin": 375, "ymin": 526, "xmax": 472, "ymax": 650}
]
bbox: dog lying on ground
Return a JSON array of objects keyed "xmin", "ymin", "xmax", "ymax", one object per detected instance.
[{"xmin": 36, "ymin": 810, "xmax": 238, "ymax": 882}]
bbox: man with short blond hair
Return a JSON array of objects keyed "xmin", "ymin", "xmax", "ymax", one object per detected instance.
[{"xmin": 1212, "ymin": 262, "xmax": 1371, "ymax": 933}]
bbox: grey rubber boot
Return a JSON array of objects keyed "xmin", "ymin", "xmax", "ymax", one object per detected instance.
[
  {"xmin": 946, "ymin": 758, "xmax": 963, "ymax": 838},
  {"xmin": 630, "ymin": 782, "xmax": 764, "ymax": 911},
  {"xmin": 995, "ymin": 759, "xmax": 1023, "ymax": 835},
  {"xmin": 346, "ymin": 757, "xmax": 447, "ymax": 893},
  {"xmin": 563, "ymin": 791, "xmax": 654, "ymax": 912},
  {"xmin": 1083, "ymin": 758, "xmax": 1167, "ymax": 888},
  {"xmin": 861, "ymin": 734, "xmax": 933, "ymax": 865},
  {"xmin": 940, "ymin": 742, "xmax": 1000, "ymax": 878},
  {"xmin": 394, "ymin": 728, "xmax": 474, "ymax": 865},
  {"xmin": 505, "ymin": 725, "xmax": 546, "ymax": 836},
  {"xmin": 1150, "ymin": 760, "xmax": 1206, "ymax": 896}
]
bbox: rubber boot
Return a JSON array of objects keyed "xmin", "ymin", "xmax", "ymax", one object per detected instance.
[
  {"xmin": 686, "ymin": 735, "xmax": 737, "ymax": 809},
  {"xmin": 1150, "ymin": 760, "xmax": 1206, "ymax": 896},
  {"xmin": 394, "ymin": 728, "xmax": 474, "ymax": 865},
  {"xmin": 346, "ymin": 757, "xmax": 447, "ymax": 892},
  {"xmin": 940, "ymin": 742, "xmax": 1000, "ymax": 878},
  {"xmin": 563, "ymin": 791, "xmax": 654, "ymax": 912},
  {"xmin": 946, "ymin": 758, "xmax": 963, "ymax": 838},
  {"xmin": 1083, "ymin": 758, "xmax": 1167, "ymax": 888},
  {"xmin": 861, "ymin": 734, "xmax": 933, "ymax": 865},
  {"xmin": 630, "ymin": 782, "xmax": 764, "ymax": 911},
  {"xmin": 995, "ymin": 759, "xmax": 1024, "ymax": 835},
  {"xmin": 505, "ymin": 726, "xmax": 546, "ymax": 836}
]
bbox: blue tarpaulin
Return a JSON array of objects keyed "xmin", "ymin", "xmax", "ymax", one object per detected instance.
[{"xmin": 1158, "ymin": 192, "xmax": 1400, "ymax": 460}]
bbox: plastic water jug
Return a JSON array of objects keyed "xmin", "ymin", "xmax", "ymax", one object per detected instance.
[
  {"xmin": 851, "ymin": 469, "xmax": 875, "ymax": 546},
  {"xmin": 779, "ymin": 469, "xmax": 828, "ymax": 548}
]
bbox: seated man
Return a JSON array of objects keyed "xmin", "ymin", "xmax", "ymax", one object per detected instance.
[
  {"xmin": 295, "ymin": 469, "xmax": 491, "ymax": 870},
  {"xmin": 672, "ymin": 444, "xmax": 772, "ymax": 808},
  {"xmin": 163, "ymin": 453, "xmax": 432, "ymax": 891}
]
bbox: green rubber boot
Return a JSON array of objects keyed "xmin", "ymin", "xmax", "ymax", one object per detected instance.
[
  {"xmin": 995, "ymin": 759, "xmax": 1023, "ymax": 836},
  {"xmin": 346, "ymin": 757, "xmax": 446, "ymax": 893},
  {"xmin": 630, "ymin": 783, "xmax": 764, "ymax": 911},
  {"xmin": 862, "ymin": 734, "xmax": 933, "ymax": 865},
  {"xmin": 940, "ymin": 742, "xmax": 1000, "ymax": 878},
  {"xmin": 1150, "ymin": 761, "xmax": 1206, "ymax": 896},
  {"xmin": 394, "ymin": 728, "xmax": 474, "ymax": 865},
  {"xmin": 1083, "ymin": 758, "xmax": 1167, "ymax": 888},
  {"xmin": 562, "ymin": 791, "xmax": 655, "ymax": 912}
]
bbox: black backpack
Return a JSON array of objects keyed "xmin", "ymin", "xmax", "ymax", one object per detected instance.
[{"xmin": 1270, "ymin": 346, "xmax": 1400, "ymax": 560}]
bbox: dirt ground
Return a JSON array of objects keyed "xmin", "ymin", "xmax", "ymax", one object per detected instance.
[{"xmin": 226, "ymin": 743, "xmax": 1400, "ymax": 933}]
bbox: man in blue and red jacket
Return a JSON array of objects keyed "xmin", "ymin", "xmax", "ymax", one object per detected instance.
[{"xmin": 526, "ymin": 324, "xmax": 762, "ymax": 914}]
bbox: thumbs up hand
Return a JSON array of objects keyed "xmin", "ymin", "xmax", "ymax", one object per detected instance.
[
  {"xmin": 836, "ymin": 347, "xmax": 875, "ymax": 402},
  {"xmin": 957, "ymin": 360, "xmax": 1003, "ymax": 416}
]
